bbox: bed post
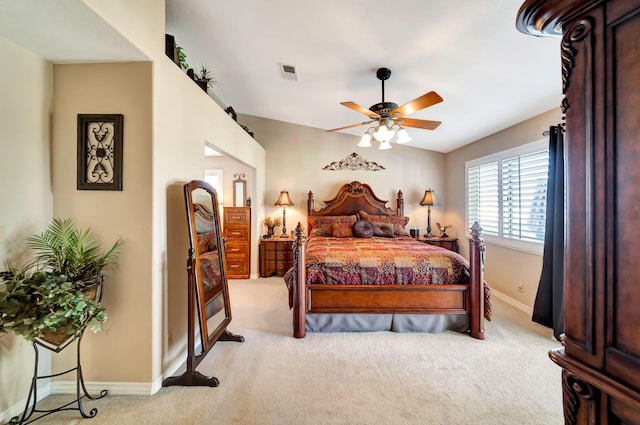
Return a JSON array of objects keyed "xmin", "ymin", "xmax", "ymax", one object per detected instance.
[
  {"xmin": 468, "ymin": 222, "xmax": 485, "ymax": 340},
  {"xmin": 292, "ymin": 222, "xmax": 307, "ymax": 338},
  {"xmin": 307, "ymin": 191, "xmax": 314, "ymax": 216},
  {"xmin": 396, "ymin": 190, "xmax": 404, "ymax": 216}
]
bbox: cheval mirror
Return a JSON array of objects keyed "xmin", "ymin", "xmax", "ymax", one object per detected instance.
[{"xmin": 163, "ymin": 180, "xmax": 243, "ymax": 388}]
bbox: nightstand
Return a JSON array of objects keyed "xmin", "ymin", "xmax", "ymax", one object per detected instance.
[
  {"xmin": 420, "ymin": 236, "xmax": 459, "ymax": 253},
  {"xmin": 259, "ymin": 238, "xmax": 294, "ymax": 277}
]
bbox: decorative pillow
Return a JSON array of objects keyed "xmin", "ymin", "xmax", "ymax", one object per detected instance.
[
  {"xmin": 371, "ymin": 222, "xmax": 395, "ymax": 238},
  {"xmin": 352, "ymin": 219, "xmax": 374, "ymax": 238},
  {"xmin": 197, "ymin": 231, "xmax": 217, "ymax": 252},
  {"xmin": 308, "ymin": 215, "xmax": 358, "ymax": 237},
  {"xmin": 331, "ymin": 222, "xmax": 354, "ymax": 238},
  {"xmin": 359, "ymin": 211, "xmax": 409, "ymax": 236}
]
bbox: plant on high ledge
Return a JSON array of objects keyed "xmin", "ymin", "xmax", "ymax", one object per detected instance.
[
  {"xmin": 176, "ymin": 45, "xmax": 189, "ymax": 70},
  {"xmin": 195, "ymin": 65, "xmax": 219, "ymax": 92}
]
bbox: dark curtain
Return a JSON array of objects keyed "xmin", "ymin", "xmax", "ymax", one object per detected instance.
[{"xmin": 532, "ymin": 125, "xmax": 565, "ymax": 340}]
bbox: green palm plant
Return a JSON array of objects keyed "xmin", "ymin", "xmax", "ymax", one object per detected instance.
[
  {"xmin": 0, "ymin": 218, "xmax": 124, "ymax": 347},
  {"xmin": 25, "ymin": 218, "xmax": 125, "ymax": 285}
]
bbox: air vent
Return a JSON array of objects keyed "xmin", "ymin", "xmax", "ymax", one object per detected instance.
[{"xmin": 279, "ymin": 63, "xmax": 299, "ymax": 81}]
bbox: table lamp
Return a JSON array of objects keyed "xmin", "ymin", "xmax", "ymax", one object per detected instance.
[{"xmin": 275, "ymin": 190, "xmax": 294, "ymax": 238}]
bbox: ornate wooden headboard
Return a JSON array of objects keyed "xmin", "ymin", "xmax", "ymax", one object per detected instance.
[{"xmin": 307, "ymin": 181, "xmax": 404, "ymax": 218}]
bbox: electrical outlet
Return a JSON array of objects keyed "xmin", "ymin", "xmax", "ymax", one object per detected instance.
[{"xmin": 517, "ymin": 282, "xmax": 524, "ymax": 293}]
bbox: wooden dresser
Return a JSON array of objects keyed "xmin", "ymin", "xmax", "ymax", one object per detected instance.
[
  {"xmin": 223, "ymin": 207, "xmax": 250, "ymax": 279},
  {"xmin": 518, "ymin": 1, "xmax": 640, "ymax": 423},
  {"xmin": 259, "ymin": 238, "xmax": 293, "ymax": 277}
]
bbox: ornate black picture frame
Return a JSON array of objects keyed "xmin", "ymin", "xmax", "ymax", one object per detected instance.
[{"xmin": 77, "ymin": 114, "xmax": 124, "ymax": 191}]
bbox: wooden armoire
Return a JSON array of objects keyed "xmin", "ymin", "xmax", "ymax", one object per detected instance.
[{"xmin": 517, "ymin": 1, "xmax": 640, "ymax": 423}]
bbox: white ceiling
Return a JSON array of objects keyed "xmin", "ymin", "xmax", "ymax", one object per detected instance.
[
  {"xmin": 165, "ymin": 0, "xmax": 562, "ymax": 153},
  {"xmin": 0, "ymin": 0, "xmax": 562, "ymax": 154},
  {"xmin": 0, "ymin": 0, "xmax": 147, "ymax": 63}
]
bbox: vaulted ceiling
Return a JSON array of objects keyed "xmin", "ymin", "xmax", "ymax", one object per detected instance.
[
  {"xmin": 0, "ymin": 0, "xmax": 562, "ymax": 154},
  {"xmin": 165, "ymin": 0, "xmax": 562, "ymax": 153}
]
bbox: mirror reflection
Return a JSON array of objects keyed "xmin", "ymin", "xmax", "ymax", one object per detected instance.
[
  {"xmin": 189, "ymin": 187, "xmax": 228, "ymax": 350},
  {"xmin": 233, "ymin": 174, "xmax": 246, "ymax": 207}
]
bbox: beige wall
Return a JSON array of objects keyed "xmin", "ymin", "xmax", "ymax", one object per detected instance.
[
  {"xmin": 0, "ymin": 36, "xmax": 54, "ymax": 418},
  {"xmin": 240, "ymin": 115, "xmax": 447, "ymax": 237},
  {"xmin": 444, "ymin": 108, "xmax": 562, "ymax": 308},
  {"xmin": 83, "ymin": 0, "xmax": 267, "ymax": 387},
  {"xmin": 52, "ymin": 62, "xmax": 154, "ymax": 382},
  {"xmin": 153, "ymin": 58, "xmax": 266, "ymax": 383}
]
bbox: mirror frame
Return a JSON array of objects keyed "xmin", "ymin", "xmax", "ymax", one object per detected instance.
[
  {"xmin": 163, "ymin": 180, "xmax": 243, "ymax": 388},
  {"xmin": 184, "ymin": 180, "xmax": 231, "ymax": 352},
  {"xmin": 233, "ymin": 173, "xmax": 246, "ymax": 207}
]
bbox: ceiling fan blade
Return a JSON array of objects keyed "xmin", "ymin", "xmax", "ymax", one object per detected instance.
[
  {"xmin": 326, "ymin": 121, "xmax": 374, "ymax": 132},
  {"xmin": 340, "ymin": 102, "xmax": 381, "ymax": 119},
  {"xmin": 390, "ymin": 91, "xmax": 443, "ymax": 117},
  {"xmin": 399, "ymin": 117, "xmax": 442, "ymax": 130}
]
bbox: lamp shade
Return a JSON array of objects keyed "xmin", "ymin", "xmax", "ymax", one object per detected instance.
[
  {"xmin": 378, "ymin": 140, "xmax": 392, "ymax": 150},
  {"xmin": 419, "ymin": 189, "xmax": 438, "ymax": 206},
  {"xmin": 396, "ymin": 128, "xmax": 412, "ymax": 144},
  {"xmin": 275, "ymin": 190, "xmax": 294, "ymax": 207},
  {"xmin": 372, "ymin": 123, "xmax": 395, "ymax": 142},
  {"xmin": 357, "ymin": 133, "xmax": 372, "ymax": 147}
]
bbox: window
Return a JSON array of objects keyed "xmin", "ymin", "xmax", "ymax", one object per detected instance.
[
  {"xmin": 466, "ymin": 140, "xmax": 549, "ymax": 254},
  {"xmin": 204, "ymin": 169, "xmax": 223, "ymax": 204}
]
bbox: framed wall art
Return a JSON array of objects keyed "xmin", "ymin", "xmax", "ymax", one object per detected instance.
[{"xmin": 77, "ymin": 114, "xmax": 124, "ymax": 191}]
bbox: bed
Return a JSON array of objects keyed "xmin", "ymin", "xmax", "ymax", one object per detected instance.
[{"xmin": 285, "ymin": 181, "xmax": 488, "ymax": 339}]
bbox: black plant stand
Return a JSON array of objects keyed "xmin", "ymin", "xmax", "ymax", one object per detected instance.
[{"xmin": 10, "ymin": 333, "xmax": 108, "ymax": 424}]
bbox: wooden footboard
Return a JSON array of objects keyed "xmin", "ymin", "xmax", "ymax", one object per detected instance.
[{"xmin": 291, "ymin": 222, "xmax": 486, "ymax": 339}]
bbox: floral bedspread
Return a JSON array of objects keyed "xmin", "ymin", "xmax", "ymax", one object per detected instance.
[
  {"xmin": 199, "ymin": 250, "xmax": 221, "ymax": 294},
  {"xmin": 284, "ymin": 235, "xmax": 492, "ymax": 320},
  {"xmin": 305, "ymin": 236, "xmax": 468, "ymax": 285}
]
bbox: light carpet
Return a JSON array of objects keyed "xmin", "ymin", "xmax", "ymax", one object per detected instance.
[{"xmin": 31, "ymin": 277, "xmax": 563, "ymax": 425}]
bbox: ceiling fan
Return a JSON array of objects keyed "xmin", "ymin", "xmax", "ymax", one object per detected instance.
[{"xmin": 327, "ymin": 67, "xmax": 442, "ymax": 149}]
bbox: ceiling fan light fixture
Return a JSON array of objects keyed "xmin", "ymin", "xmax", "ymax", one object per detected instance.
[
  {"xmin": 396, "ymin": 128, "xmax": 412, "ymax": 144},
  {"xmin": 378, "ymin": 140, "xmax": 392, "ymax": 150},
  {"xmin": 373, "ymin": 122, "xmax": 394, "ymax": 142},
  {"xmin": 358, "ymin": 133, "xmax": 372, "ymax": 147}
]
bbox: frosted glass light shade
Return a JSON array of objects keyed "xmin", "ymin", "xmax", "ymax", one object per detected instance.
[
  {"xmin": 373, "ymin": 124, "xmax": 394, "ymax": 142},
  {"xmin": 378, "ymin": 140, "xmax": 392, "ymax": 150},
  {"xmin": 358, "ymin": 133, "xmax": 372, "ymax": 147},
  {"xmin": 396, "ymin": 128, "xmax": 412, "ymax": 144}
]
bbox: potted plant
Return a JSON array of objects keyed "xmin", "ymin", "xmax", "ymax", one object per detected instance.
[
  {"xmin": 0, "ymin": 218, "xmax": 125, "ymax": 350},
  {"xmin": 194, "ymin": 65, "xmax": 218, "ymax": 93},
  {"xmin": 262, "ymin": 216, "xmax": 281, "ymax": 237},
  {"xmin": 176, "ymin": 44, "xmax": 189, "ymax": 70}
]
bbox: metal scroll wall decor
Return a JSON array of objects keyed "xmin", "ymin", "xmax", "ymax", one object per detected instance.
[
  {"xmin": 322, "ymin": 152, "xmax": 385, "ymax": 171},
  {"xmin": 77, "ymin": 114, "xmax": 124, "ymax": 191}
]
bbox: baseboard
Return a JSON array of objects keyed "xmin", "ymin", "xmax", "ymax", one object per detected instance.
[
  {"xmin": 490, "ymin": 289, "xmax": 533, "ymax": 316},
  {"xmin": 0, "ymin": 383, "xmax": 51, "ymax": 424},
  {"xmin": 50, "ymin": 380, "xmax": 156, "ymax": 396}
]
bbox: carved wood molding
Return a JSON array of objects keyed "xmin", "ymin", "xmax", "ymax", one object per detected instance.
[
  {"xmin": 516, "ymin": 0, "xmax": 602, "ymax": 36},
  {"xmin": 322, "ymin": 152, "xmax": 385, "ymax": 171},
  {"xmin": 562, "ymin": 370, "xmax": 597, "ymax": 425},
  {"xmin": 561, "ymin": 19, "xmax": 592, "ymax": 95}
]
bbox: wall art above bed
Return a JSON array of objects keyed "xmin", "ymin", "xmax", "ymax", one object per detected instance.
[{"xmin": 322, "ymin": 152, "xmax": 385, "ymax": 171}]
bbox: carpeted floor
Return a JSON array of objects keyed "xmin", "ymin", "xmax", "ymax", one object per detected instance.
[{"xmin": 29, "ymin": 277, "xmax": 563, "ymax": 424}]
